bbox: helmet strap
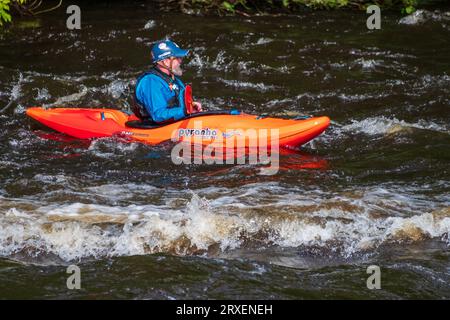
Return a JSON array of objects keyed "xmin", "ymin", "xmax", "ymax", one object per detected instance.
[
  {"xmin": 156, "ymin": 58, "xmax": 176, "ymax": 80},
  {"xmin": 169, "ymin": 58, "xmax": 175, "ymax": 80}
]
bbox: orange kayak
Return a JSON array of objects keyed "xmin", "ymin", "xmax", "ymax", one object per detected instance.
[{"xmin": 26, "ymin": 107, "xmax": 330, "ymax": 149}]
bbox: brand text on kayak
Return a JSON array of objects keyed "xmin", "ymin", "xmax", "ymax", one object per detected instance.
[{"xmin": 171, "ymin": 120, "xmax": 280, "ymax": 175}]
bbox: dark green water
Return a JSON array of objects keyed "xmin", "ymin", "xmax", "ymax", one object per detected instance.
[{"xmin": 0, "ymin": 2, "xmax": 449, "ymax": 299}]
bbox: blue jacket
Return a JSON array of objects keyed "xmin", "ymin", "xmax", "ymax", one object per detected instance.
[{"xmin": 135, "ymin": 73, "xmax": 186, "ymax": 123}]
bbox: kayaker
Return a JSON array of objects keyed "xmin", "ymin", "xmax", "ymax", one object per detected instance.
[{"xmin": 132, "ymin": 39, "xmax": 202, "ymax": 124}]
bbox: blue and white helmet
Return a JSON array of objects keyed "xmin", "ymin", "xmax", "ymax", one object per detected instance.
[{"xmin": 151, "ymin": 40, "xmax": 189, "ymax": 63}]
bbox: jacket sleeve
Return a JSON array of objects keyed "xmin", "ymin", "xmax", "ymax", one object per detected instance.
[{"xmin": 136, "ymin": 76, "xmax": 186, "ymax": 123}]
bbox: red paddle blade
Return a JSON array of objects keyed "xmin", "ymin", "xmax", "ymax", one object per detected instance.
[{"xmin": 184, "ymin": 84, "xmax": 194, "ymax": 114}]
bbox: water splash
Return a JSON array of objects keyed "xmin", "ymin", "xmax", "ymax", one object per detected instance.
[
  {"xmin": 218, "ymin": 79, "xmax": 278, "ymax": 92},
  {"xmin": 399, "ymin": 10, "xmax": 450, "ymax": 26},
  {"xmin": 340, "ymin": 117, "xmax": 449, "ymax": 135},
  {"xmin": 1, "ymin": 73, "xmax": 23, "ymax": 114},
  {"xmin": 43, "ymin": 86, "xmax": 89, "ymax": 108},
  {"xmin": 143, "ymin": 20, "xmax": 156, "ymax": 30},
  {"xmin": 0, "ymin": 184, "xmax": 448, "ymax": 262}
]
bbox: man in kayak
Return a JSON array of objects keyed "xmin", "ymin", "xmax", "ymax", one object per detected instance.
[{"xmin": 132, "ymin": 39, "xmax": 202, "ymax": 123}]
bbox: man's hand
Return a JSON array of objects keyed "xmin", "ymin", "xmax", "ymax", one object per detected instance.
[{"xmin": 192, "ymin": 101, "xmax": 202, "ymax": 113}]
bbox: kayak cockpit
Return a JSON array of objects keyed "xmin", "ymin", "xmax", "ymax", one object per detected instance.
[
  {"xmin": 125, "ymin": 110, "xmax": 240, "ymax": 129},
  {"xmin": 125, "ymin": 120, "xmax": 167, "ymax": 129}
]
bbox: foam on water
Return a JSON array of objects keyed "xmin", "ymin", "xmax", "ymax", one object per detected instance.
[
  {"xmin": 87, "ymin": 138, "xmax": 141, "ymax": 158},
  {"xmin": 187, "ymin": 50, "xmax": 233, "ymax": 72},
  {"xmin": 353, "ymin": 58, "xmax": 381, "ymax": 70},
  {"xmin": 399, "ymin": 10, "xmax": 450, "ymax": 26},
  {"xmin": 35, "ymin": 88, "xmax": 51, "ymax": 101},
  {"xmin": 254, "ymin": 37, "xmax": 273, "ymax": 45},
  {"xmin": 42, "ymin": 86, "xmax": 89, "ymax": 108},
  {"xmin": 0, "ymin": 183, "xmax": 448, "ymax": 261},
  {"xmin": 106, "ymin": 80, "xmax": 130, "ymax": 99},
  {"xmin": 340, "ymin": 116, "xmax": 449, "ymax": 135},
  {"xmin": 10, "ymin": 73, "xmax": 23, "ymax": 102},
  {"xmin": 187, "ymin": 50, "xmax": 285, "ymax": 75},
  {"xmin": 218, "ymin": 79, "xmax": 278, "ymax": 92},
  {"xmin": 143, "ymin": 20, "xmax": 156, "ymax": 30}
]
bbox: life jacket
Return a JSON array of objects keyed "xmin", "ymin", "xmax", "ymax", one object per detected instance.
[{"xmin": 131, "ymin": 67, "xmax": 184, "ymax": 121}]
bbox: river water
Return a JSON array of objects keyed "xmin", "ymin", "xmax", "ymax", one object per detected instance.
[{"xmin": 0, "ymin": 3, "xmax": 449, "ymax": 299}]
